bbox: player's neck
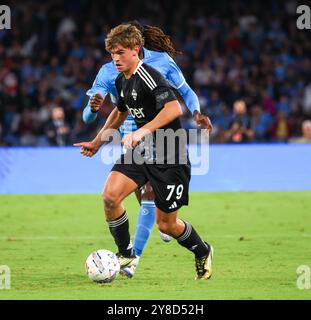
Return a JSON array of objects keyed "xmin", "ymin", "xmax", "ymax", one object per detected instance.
[{"xmin": 123, "ymin": 58, "xmax": 140, "ymax": 79}]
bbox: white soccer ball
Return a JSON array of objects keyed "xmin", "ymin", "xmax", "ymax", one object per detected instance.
[{"xmin": 85, "ymin": 249, "xmax": 120, "ymax": 283}]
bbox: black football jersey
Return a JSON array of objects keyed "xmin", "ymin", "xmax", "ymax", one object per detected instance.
[
  {"xmin": 115, "ymin": 61, "xmax": 182, "ymax": 131},
  {"xmin": 115, "ymin": 61, "xmax": 188, "ymax": 164}
]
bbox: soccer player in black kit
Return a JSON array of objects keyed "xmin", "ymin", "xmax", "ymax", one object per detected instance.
[{"xmin": 74, "ymin": 24, "xmax": 213, "ymax": 280}]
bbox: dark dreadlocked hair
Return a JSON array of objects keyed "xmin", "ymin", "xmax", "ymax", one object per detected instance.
[{"xmin": 125, "ymin": 20, "xmax": 182, "ymax": 57}]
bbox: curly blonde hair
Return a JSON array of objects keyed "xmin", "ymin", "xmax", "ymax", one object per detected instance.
[{"xmin": 105, "ymin": 24, "xmax": 144, "ymax": 52}]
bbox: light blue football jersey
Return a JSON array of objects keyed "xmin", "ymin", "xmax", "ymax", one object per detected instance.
[{"xmin": 85, "ymin": 47, "xmax": 199, "ymax": 135}]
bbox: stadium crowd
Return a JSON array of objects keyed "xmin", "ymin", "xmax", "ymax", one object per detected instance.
[{"xmin": 1, "ymin": 0, "xmax": 311, "ymax": 146}]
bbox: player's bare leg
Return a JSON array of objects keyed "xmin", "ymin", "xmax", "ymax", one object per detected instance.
[
  {"xmin": 156, "ymin": 208, "xmax": 213, "ymax": 280},
  {"xmin": 102, "ymin": 171, "xmax": 139, "ymax": 268},
  {"xmin": 103, "ymin": 171, "xmax": 138, "ymax": 220},
  {"xmin": 120, "ymin": 182, "xmax": 173, "ymax": 278},
  {"xmin": 155, "ymin": 209, "xmax": 187, "ymax": 237},
  {"xmin": 135, "ymin": 182, "xmax": 172, "ymax": 242}
]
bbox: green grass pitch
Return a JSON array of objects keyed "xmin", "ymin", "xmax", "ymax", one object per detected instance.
[{"xmin": 0, "ymin": 191, "xmax": 310, "ymax": 300}]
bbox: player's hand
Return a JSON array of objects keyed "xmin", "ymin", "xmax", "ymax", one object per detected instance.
[
  {"xmin": 73, "ymin": 141, "xmax": 100, "ymax": 157},
  {"xmin": 122, "ymin": 133, "xmax": 135, "ymax": 149},
  {"xmin": 122, "ymin": 129, "xmax": 151, "ymax": 149},
  {"xmin": 90, "ymin": 93, "xmax": 104, "ymax": 113},
  {"xmin": 193, "ymin": 111, "xmax": 213, "ymax": 132}
]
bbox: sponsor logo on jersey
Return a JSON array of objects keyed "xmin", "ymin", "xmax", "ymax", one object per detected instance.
[{"xmin": 126, "ymin": 104, "xmax": 145, "ymax": 119}]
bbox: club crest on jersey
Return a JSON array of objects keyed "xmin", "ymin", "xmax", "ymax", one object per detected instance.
[{"xmin": 132, "ymin": 89, "xmax": 137, "ymax": 101}]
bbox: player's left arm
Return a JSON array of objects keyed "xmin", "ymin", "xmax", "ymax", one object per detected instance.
[
  {"xmin": 75, "ymin": 80, "xmax": 128, "ymax": 157},
  {"xmin": 83, "ymin": 65, "xmax": 111, "ymax": 124},
  {"xmin": 122, "ymin": 100, "xmax": 182, "ymax": 149},
  {"xmin": 141, "ymin": 100, "xmax": 182, "ymax": 133},
  {"xmin": 167, "ymin": 57, "xmax": 212, "ymax": 131}
]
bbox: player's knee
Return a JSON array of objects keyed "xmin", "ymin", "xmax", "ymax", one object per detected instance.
[
  {"xmin": 140, "ymin": 183, "xmax": 155, "ymax": 201},
  {"xmin": 157, "ymin": 221, "xmax": 173, "ymax": 236},
  {"xmin": 102, "ymin": 190, "xmax": 121, "ymax": 209}
]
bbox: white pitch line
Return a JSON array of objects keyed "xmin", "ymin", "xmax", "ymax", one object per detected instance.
[{"xmin": 0, "ymin": 234, "xmax": 310, "ymax": 241}]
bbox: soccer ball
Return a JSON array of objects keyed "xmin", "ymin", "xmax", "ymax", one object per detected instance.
[{"xmin": 85, "ymin": 249, "xmax": 120, "ymax": 283}]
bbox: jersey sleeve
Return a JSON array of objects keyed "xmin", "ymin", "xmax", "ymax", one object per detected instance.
[
  {"xmin": 115, "ymin": 77, "xmax": 127, "ymax": 112},
  {"xmin": 86, "ymin": 66, "xmax": 109, "ymax": 98},
  {"xmin": 83, "ymin": 65, "xmax": 110, "ymax": 124},
  {"xmin": 178, "ymin": 82, "xmax": 200, "ymax": 115},
  {"xmin": 153, "ymin": 85, "xmax": 177, "ymax": 111},
  {"xmin": 167, "ymin": 57, "xmax": 200, "ymax": 114},
  {"xmin": 142, "ymin": 65, "xmax": 178, "ymax": 110},
  {"xmin": 82, "ymin": 101, "xmax": 98, "ymax": 124},
  {"xmin": 166, "ymin": 56, "xmax": 186, "ymax": 89}
]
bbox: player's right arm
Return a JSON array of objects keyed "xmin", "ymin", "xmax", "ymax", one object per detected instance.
[
  {"xmin": 74, "ymin": 109, "xmax": 128, "ymax": 157},
  {"xmin": 75, "ymin": 78, "xmax": 128, "ymax": 157},
  {"xmin": 82, "ymin": 66, "xmax": 110, "ymax": 124}
]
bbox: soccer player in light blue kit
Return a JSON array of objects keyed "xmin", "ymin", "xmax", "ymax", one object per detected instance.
[{"xmin": 82, "ymin": 22, "xmax": 212, "ymax": 277}]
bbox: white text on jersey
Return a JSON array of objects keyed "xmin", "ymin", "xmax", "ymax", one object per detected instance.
[{"xmin": 126, "ymin": 105, "xmax": 145, "ymax": 119}]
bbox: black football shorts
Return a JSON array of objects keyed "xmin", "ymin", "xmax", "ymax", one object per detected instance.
[{"xmin": 111, "ymin": 154, "xmax": 191, "ymax": 213}]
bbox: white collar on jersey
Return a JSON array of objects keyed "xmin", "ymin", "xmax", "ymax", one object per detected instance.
[{"xmin": 133, "ymin": 60, "xmax": 143, "ymax": 74}]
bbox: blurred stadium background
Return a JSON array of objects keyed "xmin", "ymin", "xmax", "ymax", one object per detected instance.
[
  {"xmin": 1, "ymin": 0, "xmax": 311, "ymax": 300},
  {"xmin": 1, "ymin": 0, "xmax": 311, "ymax": 146}
]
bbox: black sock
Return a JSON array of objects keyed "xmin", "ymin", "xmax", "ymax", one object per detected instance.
[
  {"xmin": 107, "ymin": 211, "xmax": 133, "ymax": 257},
  {"xmin": 176, "ymin": 221, "xmax": 209, "ymax": 258}
]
